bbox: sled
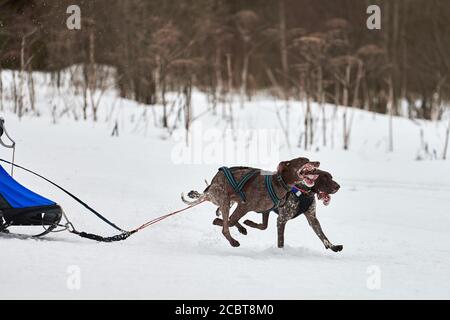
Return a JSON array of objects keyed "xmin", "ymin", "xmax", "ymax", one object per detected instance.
[
  {"xmin": 0, "ymin": 164, "xmax": 63, "ymax": 237},
  {"xmin": 0, "ymin": 117, "xmax": 186, "ymax": 242}
]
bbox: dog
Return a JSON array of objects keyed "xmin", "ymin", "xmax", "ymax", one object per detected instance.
[
  {"xmin": 182, "ymin": 157, "xmax": 320, "ymax": 247},
  {"xmin": 243, "ymin": 169, "xmax": 343, "ymax": 251}
]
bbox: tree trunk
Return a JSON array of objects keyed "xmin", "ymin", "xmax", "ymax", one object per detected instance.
[
  {"xmin": 312, "ymin": 66, "xmax": 324, "ymax": 147},
  {"xmin": 279, "ymin": 0, "xmax": 288, "ymax": 94},
  {"xmin": 12, "ymin": 71, "xmax": 18, "ymax": 114},
  {"xmin": 184, "ymin": 75, "xmax": 193, "ymax": 146},
  {"xmin": 27, "ymin": 64, "xmax": 35, "ymax": 112},
  {"xmin": 18, "ymin": 35, "xmax": 26, "ymax": 118},
  {"xmin": 82, "ymin": 65, "xmax": 88, "ymax": 120},
  {"xmin": 215, "ymin": 47, "xmax": 223, "ymax": 116},
  {"xmin": 391, "ymin": 0, "xmax": 400, "ymax": 115},
  {"xmin": 352, "ymin": 62, "xmax": 363, "ymax": 108},
  {"xmin": 89, "ymin": 30, "xmax": 98, "ymax": 122},
  {"xmin": 162, "ymin": 77, "xmax": 168, "ymax": 128},
  {"xmin": 154, "ymin": 55, "xmax": 161, "ymax": 104},
  {"xmin": 279, "ymin": 0, "xmax": 290, "ymax": 142},
  {"xmin": 331, "ymin": 80, "xmax": 340, "ymax": 149},
  {"xmin": 363, "ymin": 77, "xmax": 370, "ymax": 111},
  {"xmin": 387, "ymin": 76, "xmax": 394, "ymax": 152},
  {"xmin": 226, "ymin": 53, "xmax": 234, "ymax": 123},
  {"xmin": 240, "ymin": 52, "xmax": 249, "ymax": 109},
  {"xmin": 342, "ymin": 64, "xmax": 350, "ymax": 150},
  {"xmin": 305, "ymin": 93, "xmax": 310, "ymax": 150},
  {"xmin": 443, "ymin": 116, "xmax": 450, "ymax": 160}
]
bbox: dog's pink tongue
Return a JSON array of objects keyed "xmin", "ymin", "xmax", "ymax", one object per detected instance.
[
  {"xmin": 304, "ymin": 178, "xmax": 315, "ymax": 187},
  {"xmin": 319, "ymin": 193, "xmax": 331, "ymax": 206}
]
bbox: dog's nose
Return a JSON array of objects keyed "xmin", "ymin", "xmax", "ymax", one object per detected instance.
[{"xmin": 335, "ymin": 183, "xmax": 340, "ymax": 191}]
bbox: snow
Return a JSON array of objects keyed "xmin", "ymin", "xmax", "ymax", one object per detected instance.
[{"xmin": 0, "ymin": 71, "xmax": 449, "ymax": 299}]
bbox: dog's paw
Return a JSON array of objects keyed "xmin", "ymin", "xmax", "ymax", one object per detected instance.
[
  {"xmin": 212, "ymin": 218, "xmax": 222, "ymax": 226},
  {"xmin": 229, "ymin": 239, "xmax": 240, "ymax": 247},
  {"xmin": 331, "ymin": 245, "xmax": 343, "ymax": 252}
]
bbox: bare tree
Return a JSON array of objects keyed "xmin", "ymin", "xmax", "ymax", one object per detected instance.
[
  {"xmin": 294, "ymin": 33, "xmax": 329, "ymax": 147},
  {"xmin": 234, "ymin": 10, "xmax": 260, "ymax": 108},
  {"xmin": 443, "ymin": 114, "xmax": 450, "ymax": 160},
  {"xmin": 17, "ymin": 28, "xmax": 37, "ymax": 118},
  {"xmin": 330, "ymin": 55, "xmax": 363, "ymax": 150},
  {"xmin": 357, "ymin": 44, "xmax": 386, "ymax": 111}
]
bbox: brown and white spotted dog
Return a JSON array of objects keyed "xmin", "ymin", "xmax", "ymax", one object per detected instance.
[
  {"xmin": 244, "ymin": 169, "xmax": 343, "ymax": 252},
  {"xmin": 181, "ymin": 157, "xmax": 321, "ymax": 247}
]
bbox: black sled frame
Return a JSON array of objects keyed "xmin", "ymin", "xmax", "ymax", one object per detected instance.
[{"xmin": 0, "ymin": 204, "xmax": 64, "ymax": 238}]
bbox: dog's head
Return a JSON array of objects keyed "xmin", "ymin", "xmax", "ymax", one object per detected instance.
[
  {"xmin": 277, "ymin": 157, "xmax": 321, "ymax": 187},
  {"xmin": 310, "ymin": 169, "xmax": 340, "ymax": 206}
]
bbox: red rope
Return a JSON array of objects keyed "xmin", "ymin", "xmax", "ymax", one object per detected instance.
[{"xmin": 132, "ymin": 199, "xmax": 206, "ymax": 232}]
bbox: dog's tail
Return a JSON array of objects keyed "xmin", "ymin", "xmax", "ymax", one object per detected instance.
[
  {"xmin": 181, "ymin": 179, "xmax": 211, "ymax": 205},
  {"xmin": 181, "ymin": 190, "xmax": 208, "ymax": 205}
]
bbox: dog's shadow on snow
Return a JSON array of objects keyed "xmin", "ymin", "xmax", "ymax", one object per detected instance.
[
  {"xmin": 197, "ymin": 243, "xmax": 343, "ymax": 261},
  {"xmin": 0, "ymin": 233, "xmax": 82, "ymax": 244}
]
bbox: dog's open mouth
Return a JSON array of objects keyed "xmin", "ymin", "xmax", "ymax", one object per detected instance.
[
  {"xmin": 298, "ymin": 163, "xmax": 320, "ymax": 187},
  {"xmin": 317, "ymin": 192, "xmax": 331, "ymax": 206},
  {"xmin": 302, "ymin": 176, "xmax": 316, "ymax": 187}
]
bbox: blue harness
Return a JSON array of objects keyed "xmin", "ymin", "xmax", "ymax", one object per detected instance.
[
  {"xmin": 264, "ymin": 175, "xmax": 281, "ymax": 208},
  {"xmin": 219, "ymin": 167, "xmax": 259, "ymax": 202},
  {"xmin": 219, "ymin": 167, "xmax": 291, "ymax": 209}
]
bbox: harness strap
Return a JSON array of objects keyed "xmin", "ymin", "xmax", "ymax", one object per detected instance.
[
  {"xmin": 219, "ymin": 166, "xmax": 240, "ymax": 198},
  {"xmin": 236, "ymin": 170, "xmax": 258, "ymax": 192},
  {"xmin": 219, "ymin": 167, "xmax": 258, "ymax": 202},
  {"xmin": 265, "ymin": 175, "xmax": 281, "ymax": 208},
  {"xmin": 276, "ymin": 174, "xmax": 290, "ymax": 191}
]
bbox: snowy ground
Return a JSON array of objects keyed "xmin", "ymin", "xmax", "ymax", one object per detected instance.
[{"xmin": 0, "ymin": 71, "xmax": 449, "ymax": 299}]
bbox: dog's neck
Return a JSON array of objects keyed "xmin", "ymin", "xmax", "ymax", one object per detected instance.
[
  {"xmin": 271, "ymin": 173, "xmax": 293, "ymax": 201},
  {"xmin": 275, "ymin": 173, "xmax": 291, "ymax": 192}
]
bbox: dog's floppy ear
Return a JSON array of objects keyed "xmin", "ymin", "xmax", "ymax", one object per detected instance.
[{"xmin": 277, "ymin": 161, "xmax": 290, "ymax": 173}]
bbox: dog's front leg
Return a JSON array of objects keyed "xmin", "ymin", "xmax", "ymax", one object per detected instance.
[
  {"xmin": 276, "ymin": 215, "xmax": 288, "ymax": 248},
  {"xmin": 304, "ymin": 204, "xmax": 343, "ymax": 252}
]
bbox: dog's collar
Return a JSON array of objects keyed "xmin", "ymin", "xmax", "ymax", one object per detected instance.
[
  {"xmin": 291, "ymin": 183, "xmax": 314, "ymax": 197},
  {"xmin": 275, "ymin": 174, "xmax": 291, "ymax": 192}
]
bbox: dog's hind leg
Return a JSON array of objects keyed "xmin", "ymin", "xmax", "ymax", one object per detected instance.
[
  {"xmin": 217, "ymin": 203, "xmax": 240, "ymax": 247},
  {"xmin": 214, "ymin": 204, "xmax": 249, "ymax": 236},
  {"xmin": 213, "ymin": 216, "xmax": 248, "ymax": 235},
  {"xmin": 243, "ymin": 212, "xmax": 270, "ymax": 230},
  {"xmin": 228, "ymin": 205, "xmax": 250, "ymax": 228}
]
